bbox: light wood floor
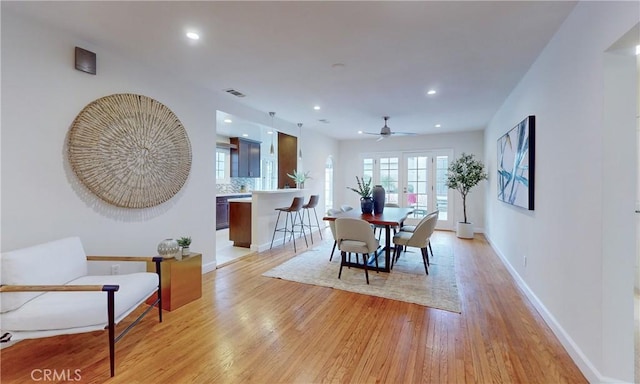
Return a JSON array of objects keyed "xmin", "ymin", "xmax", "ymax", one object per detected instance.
[{"xmin": 1, "ymin": 230, "xmax": 587, "ymax": 383}]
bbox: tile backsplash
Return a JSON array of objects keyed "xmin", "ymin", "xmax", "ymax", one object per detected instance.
[{"xmin": 216, "ymin": 178, "xmax": 257, "ymax": 194}]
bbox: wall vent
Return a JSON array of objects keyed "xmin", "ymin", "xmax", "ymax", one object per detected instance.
[{"xmin": 223, "ymin": 88, "xmax": 246, "ymax": 98}]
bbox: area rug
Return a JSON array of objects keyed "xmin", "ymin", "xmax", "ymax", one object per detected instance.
[{"xmin": 263, "ymin": 241, "xmax": 461, "ymax": 313}]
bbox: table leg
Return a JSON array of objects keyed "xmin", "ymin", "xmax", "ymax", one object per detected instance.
[{"xmin": 385, "ymin": 225, "xmax": 391, "ymax": 271}]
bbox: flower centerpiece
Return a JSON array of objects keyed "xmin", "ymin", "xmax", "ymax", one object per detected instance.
[
  {"xmin": 347, "ymin": 176, "xmax": 374, "ymax": 214},
  {"xmin": 287, "ymin": 169, "xmax": 311, "ymax": 188}
]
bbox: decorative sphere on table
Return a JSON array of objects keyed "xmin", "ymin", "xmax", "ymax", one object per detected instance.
[{"xmin": 157, "ymin": 238, "xmax": 179, "ymax": 258}]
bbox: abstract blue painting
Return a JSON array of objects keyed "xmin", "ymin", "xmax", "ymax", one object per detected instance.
[{"xmin": 497, "ymin": 115, "xmax": 535, "ymax": 210}]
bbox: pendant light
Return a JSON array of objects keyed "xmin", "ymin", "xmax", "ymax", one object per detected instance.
[
  {"xmin": 298, "ymin": 123, "xmax": 303, "ymax": 159},
  {"xmin": 269, "ymin": 112, "xmax": 275, "ymax": 155}
]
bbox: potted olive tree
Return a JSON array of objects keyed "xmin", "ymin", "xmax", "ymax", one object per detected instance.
[{"xmin": 446, "ymin": 153, "xmax": 487, "ymax": 239}]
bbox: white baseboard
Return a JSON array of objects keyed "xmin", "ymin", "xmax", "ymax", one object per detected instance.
[
  {"xmin": 202, "ymin": 261, "xmax": 216, "ymax": 274},
  {"xmin": 483, "ymin": 234, "xmax": 621, "ymax": 384},
  {"xmin": 0, "ymin": 340, "xmax": 20, "ymax": 349}
]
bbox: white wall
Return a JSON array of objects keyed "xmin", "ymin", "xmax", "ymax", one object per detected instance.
[
  {"xmin": 0, "ymin": 10, "xmax": 342, "ymax": 273},
  {"xmin": 484, "ymin": 2, "xmax": 639, "ymax": 382},
  {"xmin": 337, "ymin": 130, "xmax": 485, "ymax": 231},
  {"xmin": 297, "ymin": 128, "xmax": 340, "ymax": 214}
]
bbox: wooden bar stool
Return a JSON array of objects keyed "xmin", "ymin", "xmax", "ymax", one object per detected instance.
[
  {"xmin": 270, "ymin": 196, "xmax": 308, "ymax": 252},
  {"xmin": 301, "ymin": 195, "xmax": 323, "ymax": 244}
]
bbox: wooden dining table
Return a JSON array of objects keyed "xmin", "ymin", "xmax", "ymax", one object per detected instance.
[{"xmin": 323, "ymin": 207, "xmax": 414, "ymax": 272}]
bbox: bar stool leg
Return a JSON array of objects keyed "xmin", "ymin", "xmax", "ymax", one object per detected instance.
[
  {"xmin": 270, "ymin": 211, "xmax": 282, "ymax": 250},
  {"xmin": 312, "ymin": 207, "xmax": 323, "ymax": 240},
  {"xmin": 288, "ymin": 211, "xmax": 297, "ymax": 253},
  {"xmin": 296, "ymin": 210, "xmax": 308, "ymax": 247},
  {"xmin": 304, "ymin": 208, "xmax": 314, "ymax": 244}
]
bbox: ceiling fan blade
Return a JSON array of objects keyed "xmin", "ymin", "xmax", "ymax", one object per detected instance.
[
  {"xmin": 361, "ymin": 131, "xmax": 380, "ymax": 136},
  {"xmin": 376, "ymin": 136, "xmax": 385, "ymax": 142},
  {"xmin": 390, "ymin": 132, "xmax": 417, "ymax": 136}
]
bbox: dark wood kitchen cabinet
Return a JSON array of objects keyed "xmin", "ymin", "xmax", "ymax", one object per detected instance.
[
  {"xmin": 229, "ymin": 201, "xmax": 252, "ymax": 248},
  {"xmin": 230, "ymin": 137, "xmax": 261, "ymax": 178},
  {"xmin": 216, "ymin": 194, "xmax": 251, "ymax": 230},
  {"xmin": 216, "ymin": 197, "xmax": 229, "ymax": 230}
]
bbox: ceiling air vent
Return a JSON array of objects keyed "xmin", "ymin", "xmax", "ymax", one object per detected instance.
[
  {"xmin": 318, "ymin": 119, "xmax": 330, "ymax": 124},
  {"xmin": 223, "ymin": 88, "xmax": 246, "ymax": 98}
]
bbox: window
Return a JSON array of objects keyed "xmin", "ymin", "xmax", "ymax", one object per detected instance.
[
  {"xmin": 325, "ymin": 156, "xmax": 334, "ymax": 213},
  {"xmin": 379, "ymin": 157, "xmax": 399, "ymax": 204},
  {"xmin": 435, "ymin": 156, "xmax": 449, "ymax": 220},
  {"xmin": 360, "ymin": 150, "xmax": 452, "ymax": 229},
  {"xmin": 216, "ymin": 149, "xmax": 228, "ymax": 182}
]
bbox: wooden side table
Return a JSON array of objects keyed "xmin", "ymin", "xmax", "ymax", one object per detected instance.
[{"xmin": 146, "ymin": 252, "xmax": 202, "ymax": 311}]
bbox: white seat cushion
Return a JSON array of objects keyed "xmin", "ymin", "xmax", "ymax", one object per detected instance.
[
  {"xmin": 339, "ymin": 240, "xmax": 370, "ymax": 254},
  {"xmin": 1, "ymin": 273, "xmax": 158, "ymax": 332},
  {"xmin": 401, "ymin": 225, "xmax": 416, "ymax": 232},
  {"xmin": 392, "ymin": 231, "xmax": 413, "ymax": 246}
]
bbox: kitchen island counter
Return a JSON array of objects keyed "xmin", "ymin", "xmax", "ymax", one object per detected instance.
[{"xmin": 251, "ymin": 189, "xmax": 306, "ymax": 252}]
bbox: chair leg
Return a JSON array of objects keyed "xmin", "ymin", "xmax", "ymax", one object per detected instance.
[
  {"xmin": 363, "ymin": 254, "xmax": 369, "ymax": 284},
  {"xmin": 374, "ymin": 251, "xmax": 379, "ymax": 272},
  {"xmin": 153, "ymin": 257, "xmax": 163, "ymax": 322},
  {"xmin": 395, "ymin": 245, "xmax": 402, "ymax": 262},
  {"xmin": 425, "ymin": 245, "xmax": 430, "ymax": 266},
  {"xmin": 428, "ymin": 241, "xmax": 434, "ymax": 258},
  {"xmin": 391, "ymin": 245, "xmax": 398, "ymax": 269},
  {"xmin": 420, "ymin": 248, "xmax": 429, "ymax": 275},
  {"xmin": 107, "ymin": 290, "xmax": 116, "ymax": 377},
  {"xmin": 339, "ymin": 251, "xmax": 346, "ymax": 279},
  {"xmin": 330, "ymin": 241, "xmax": 337, "ymax": 261}
]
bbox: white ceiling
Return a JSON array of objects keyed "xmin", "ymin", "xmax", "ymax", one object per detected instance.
[{"xmin": 5, "ymin": 1, "xmax": 579, "ymax": 140}]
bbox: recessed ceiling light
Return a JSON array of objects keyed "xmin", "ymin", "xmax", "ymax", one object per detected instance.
[
  {"xmin": 267, "ymin": 131, "xmax": 273, "ymax": 135},
  {"xmin": 357, "ymin": 130, "xmax": 363, "ymax": 134},
  {"xmin": 313, "ymin": 105, "xmax": 321, "ymax": 110},
  {"xmin": 435, "ymin": 124, "xmax": 441, "ymax": 128},
  {"xmin": 427, "ymin": 90, "xmax": 437, "ymax": 95},
  {"xmin": 242, "ymin": 133, "xmax": 249, "ymax": 137},
  {"xmin": 636, "ymin": 45, "xmax": 640, "ymax": 55},
  {"xmin": 186, "ymin": 32, "xmax": 200, "ymax": 40},
  {"xmin": 223, "ymin": 119, "xmax": 232, "ymax": 123}
]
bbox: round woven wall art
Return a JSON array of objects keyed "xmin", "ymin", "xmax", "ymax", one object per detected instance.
[{"xmin": 68, "ymin": 93, "xmax": 192, "ymax": 208}]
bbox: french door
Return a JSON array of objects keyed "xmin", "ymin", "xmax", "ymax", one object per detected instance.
[{"xmin": 361, "ymin": 150, "xmax": 453, "ymax": 229}]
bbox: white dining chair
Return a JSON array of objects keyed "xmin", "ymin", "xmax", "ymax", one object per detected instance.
[{"xmin": 335, "ymin": 218, "xmax": 380, "ymax": 284}]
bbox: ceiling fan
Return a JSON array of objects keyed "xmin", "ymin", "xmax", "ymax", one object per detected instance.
[{"xmin": 363, "ymin": 116, "xmax": 416, "ymax": 141}]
